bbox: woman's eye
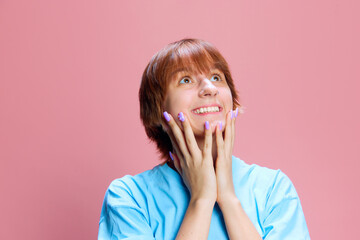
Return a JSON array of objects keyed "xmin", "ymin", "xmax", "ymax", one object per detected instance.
[
  {"xmin": 179, "ymin": 77, "xmax": 192, "ymax": 84},
  {"xmin": 210, "ymin": 74, "xmax": 221, "ymax": 82}
]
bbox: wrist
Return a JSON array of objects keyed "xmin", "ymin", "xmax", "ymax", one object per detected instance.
[
  {"xmin": 217, "ymin": 192, "xmax": 239, "ymax": 209},
  {"xmin": 189, "ymin": 197, "xmax": 216, "ymax": 210}
]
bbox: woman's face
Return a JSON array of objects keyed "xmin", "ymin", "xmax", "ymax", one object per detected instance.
[{"xmin": 163, "ymin": 66, "xmax": 233, "ymax": 137}]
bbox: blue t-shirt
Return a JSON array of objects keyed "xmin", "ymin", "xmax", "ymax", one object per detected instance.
[{"xmin": 98, "ymin": 156, "xmax": 310, "ymax": 239}]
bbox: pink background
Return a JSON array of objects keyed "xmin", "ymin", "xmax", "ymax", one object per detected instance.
[{"xmin": 1, "ymin": 0, "xmax": 359, "ymax": 239}]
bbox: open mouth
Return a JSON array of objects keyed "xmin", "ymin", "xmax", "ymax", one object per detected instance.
[{"xmin": 192, "ymin": 105, "xmax": 222, "ymax": 115}]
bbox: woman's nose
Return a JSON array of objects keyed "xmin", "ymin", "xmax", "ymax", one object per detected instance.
[{"xmin": 199, "ymin": 79, "xmax": 219, "ymax": 97}]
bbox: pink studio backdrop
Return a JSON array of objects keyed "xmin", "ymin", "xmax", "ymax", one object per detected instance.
[{"xmin": 1, "ymin": 0, "xmax": 359, "ymax": 239}]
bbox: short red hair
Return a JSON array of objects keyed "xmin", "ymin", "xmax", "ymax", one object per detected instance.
[{"xmin": 139, "ymin": 39, "xmax": 240, "ymax": 161}]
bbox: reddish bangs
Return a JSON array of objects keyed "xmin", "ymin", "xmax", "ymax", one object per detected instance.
[{"xmin": 164, "ymin": 40, "xmax": 231, "ymax": 87}]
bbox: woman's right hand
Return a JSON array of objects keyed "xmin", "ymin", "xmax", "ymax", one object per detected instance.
[{"xmin": 163, "ymin": 111, "xmax": 217, "ymax": 203}]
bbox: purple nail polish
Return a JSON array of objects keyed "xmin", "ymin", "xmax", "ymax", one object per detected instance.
[
  {"xmin": 219, "ymin": 122, "xmax": 223, "ymax": 131},
  {"xmin": 169, "ymin": 151, "xmax": 174, "ymax": 161},
  {"xmin": 163, "ymin": 111, "xmax": 170, "ymax": 122},
  {"xmin": 235, "ymin": 107, "xmax": 239, "ymax": 117},
  {"xmin": 231, "ymin": 110, "xmax": 234, "ymax": 119},
  {"xmin": 205, "ymin": 121, "xmax": 210, "ymax": 130},
  {"xmin": 178, "ymin": 112, "xmax": 185, "ymax": 122}
]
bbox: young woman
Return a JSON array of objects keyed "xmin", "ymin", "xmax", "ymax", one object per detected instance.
[{"xmin": 98, "ymin": 39, "xmax": 310, "ymax": 239}]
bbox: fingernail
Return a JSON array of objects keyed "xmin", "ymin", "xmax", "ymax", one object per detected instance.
[
  {"xmin": 169, "ymin": 151, "xmax": 174, "ymax": 161},
  {"xmin": 178, "ymin": 112, "xmax": 185, "ymax": 122},
  {"xmin": 231, "ymin": 110, "xmax": 234, "ymax": 119},
  {"xmin": 239, "ymin": 106, "xmax": 245, "ymax": 114},
  {"xmin": 235, "ymin": 107, "xmax": 239, "ymax": 117},
  {"xmin": 219, "ymin": 122, "xmax": 223, "ymax": 131},
  {"xmin": 163, "ymin": 111, "xmax": 170, "ymax": 122},
  {"xmin": 205, "ymin": 121, "xmax": 210, "ymax": 130}
]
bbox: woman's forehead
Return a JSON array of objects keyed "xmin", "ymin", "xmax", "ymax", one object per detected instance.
[{"xmin": 170, "ymin": 66, "xmax": 220, "ymax": 77}]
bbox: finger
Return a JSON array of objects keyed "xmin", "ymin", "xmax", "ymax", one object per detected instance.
[
  {"xmin": 168, "ymin": 130, "xmax": 184, "ymax": 160},
  {"xmin": 224, "ymin": 110, "xmax": 233, "ymax": 154},
  {"xmin": 203, "ymin": 121, "xmax": 212, "ymax": 162},
  {"xmin": 165, "ymin": 112, "xmax": 188, "ymax": 176},
  {"xmin": 165, "ymin": 115, "xmax": 187, "ymax": 172},
  {"xmin": 216, "ymin": 121, "xmax": 225, "ymax": 162},
  {"xmin": 170, "ymin": 151, "xmax": 182, "ymax": 174},
  {"xmin": 169, "ymin": 132, "xmax": 188, "ymax": 176},
  {"xmin": 164, "ymin": 111, "xmax": 191, "ymax": 160},
  {"xmin": 178, "ymin": 112, "xmax": 200, "ymax": 157},
  {"xmin": 231, "ymin": 108, "xmax": 238, "ymax": 149}
]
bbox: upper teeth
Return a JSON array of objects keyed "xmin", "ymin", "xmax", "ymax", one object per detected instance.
[{"xmin": 194, "ymin": 106, "xmax": 220, "ymax": 114}]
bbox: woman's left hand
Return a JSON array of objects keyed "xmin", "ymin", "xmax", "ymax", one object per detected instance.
[
  {"xmin": 215, "ymin": 108, "xmax": 263, "ymax": 240},
  {"xmin": 215, "ymin": 108, "xmax": 238, "ymax": 205}
]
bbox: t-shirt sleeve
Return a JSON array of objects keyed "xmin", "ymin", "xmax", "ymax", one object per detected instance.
[
  {"xmin": 262, "ymin": 171, "xmax": 310, "ymax": 240},
  {"xmin": 98, "ymin": 178, "xmax": 155, "ymax": 240}
]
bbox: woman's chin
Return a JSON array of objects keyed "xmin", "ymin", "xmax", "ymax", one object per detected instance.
[
  {"xmin": 191, "ymin": 120, "xmax": 224, "ymax": 136},
  {"xmin": 210, "ymin": 120, "xmax": 223, "ymax": 131}
]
